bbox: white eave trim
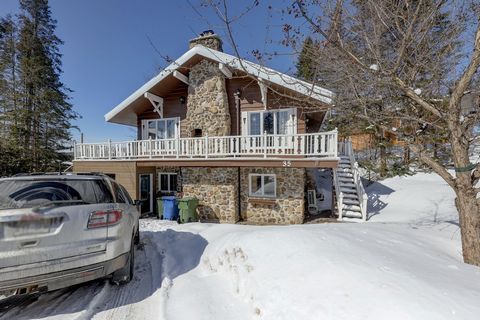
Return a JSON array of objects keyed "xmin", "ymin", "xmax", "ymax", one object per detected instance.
[{"xmin": 105, "ymin": 45, "xmax": 334, "ymax": 124}]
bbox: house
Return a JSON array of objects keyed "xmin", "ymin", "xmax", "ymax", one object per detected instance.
[{"xmin": 73, "ymin": 30, "xmax": 367, "ymax": 224}]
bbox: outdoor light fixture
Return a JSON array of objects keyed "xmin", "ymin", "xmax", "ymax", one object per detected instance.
[
  {"xmin": 234, "ymin": 88, "xmax": 242, "ymax": 97},
  {"xmin": 179, "ymin": 96, "xmax": 186, "ymax": 104}
]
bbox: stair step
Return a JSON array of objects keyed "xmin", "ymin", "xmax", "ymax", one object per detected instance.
[
  {"xmin": 342, "ymin": 193, "xmax": 359, "ymax": 199},
  {"xmin": 343, "ymin": 198, "xmax": 360, "ymax": 205},
  {"xmin": 340, "ymin": 156, "xmax": 350, "ymax": 160},
  {"xmin": 339, "ymin": 182, "xmax": 356, "ymax": 188},
  {"xmin": 338, "ymin": 172, "xmax": 353, "ymax": 178},
  {"xmin": 340, "ymin": 187, "xmax": 357, "ymax": 193},
  {"xmin": 339, "ymin": 178, "xmax": 354, "ymax": 183},
  {"xmin": 342, "ymin": 210, "xmax": 363, "ymax": 219},
  {"xmin": 339, "ymin": 160, "xmax": 350, "ymax": 164},
  {"xmin": 342, "ymin": 204, "xmax": 361, "ymax": 211}
]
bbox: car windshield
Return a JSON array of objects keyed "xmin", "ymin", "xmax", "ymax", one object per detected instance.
[{"xmin": 0, "ymin": 179, "xmax": 103, "ymax": 209}]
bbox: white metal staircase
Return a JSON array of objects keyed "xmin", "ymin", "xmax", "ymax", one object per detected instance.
[{"xmin": 334, "ymin": 140, "xmax": 368, "ymax": 221}]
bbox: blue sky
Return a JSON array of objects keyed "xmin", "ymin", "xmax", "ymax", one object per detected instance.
[{"xmin": 0, "ymin": 0, "xmax": 298, "ymax": 142}]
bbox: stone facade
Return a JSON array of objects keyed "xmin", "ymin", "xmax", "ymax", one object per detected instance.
[
  {"xmin": 182, "ymin": 167, "xmax": 238, "ymax": 223},
  {"xmin": 240, "ymin": 167, "xmax": 305, "ymax": 224},
  {"xmin": 185, "ymin": 59, "xmax": 230, "ymax": 137}
]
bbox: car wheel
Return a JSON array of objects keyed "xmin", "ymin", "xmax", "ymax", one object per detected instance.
[
  {"xmin": 110, "ymin": 238, "xmax": 134, "ymax": 285},
  {"xmin": 134, "ymin": 225, "xmax": 140, "ymax": 245}
]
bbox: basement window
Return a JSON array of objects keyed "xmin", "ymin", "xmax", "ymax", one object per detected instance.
[
  {"xmin": 249, "ymin": 174, "xmax": 276, "ymax": 198},
  {"xmin": 159, "ymin": 173, "xmax": 178, "ymax": 192}
]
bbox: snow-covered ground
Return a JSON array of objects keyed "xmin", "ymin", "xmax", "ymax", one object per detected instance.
[{"xmin": 1, "ymin": 173, "xmax": 480, "ymax": 320}]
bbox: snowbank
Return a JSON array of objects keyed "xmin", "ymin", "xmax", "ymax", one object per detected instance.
[{"xmin": 2, "ymin": 173, "xmax": 479, "ymax": 320}]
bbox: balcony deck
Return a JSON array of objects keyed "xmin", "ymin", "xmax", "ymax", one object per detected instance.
[{"xmin": 73, "ymin": 131, "xmax": 339, "ymax": 168}]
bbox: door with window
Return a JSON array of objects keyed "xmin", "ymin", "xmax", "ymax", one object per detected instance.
[
  {"xmin": 242, "ymin": 108, "xmax": 296, "ymax": 151},
  {"xmin": 142, "ymin": 118, "xmax": 179, "ymax": 140},
  {"xmin": 139, "ymin": 174, "xmax": 153, "ymax": 214}
]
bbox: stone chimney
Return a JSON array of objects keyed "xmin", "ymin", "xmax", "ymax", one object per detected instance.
[{"xmin": 188, "ymin": 30, "xmax": 223, "ymax": 52}]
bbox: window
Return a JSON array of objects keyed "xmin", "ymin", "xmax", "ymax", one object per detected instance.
[
  {"xmin": 247, "ymin": 108, "xmax": 296, "ymax": 135},
  {"xmin": 113, "ymin": 182, "xmax": 131, "ymax": 204},
  {"xmin": 249, "ymin": 174, "xmax": 276, "ymax": 198},
  {"xmin": 0, "ymin": 179, "xmax": 113, "ymax": 209},
  {"xmin": 142, "ymin": 118, "xmax": 179, "ymax": 140},
  {"xmin": 158, "ymin": 173, "xmax": 178, "ymax": 192}
]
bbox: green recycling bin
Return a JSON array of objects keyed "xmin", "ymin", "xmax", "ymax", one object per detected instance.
[
  {"xmin": 156, "ymin": 197, "xmax": 163, "ymax": 219},
  {"xmin": 178, "ymin": 197, "xmax": 199, "ymax": 223}
]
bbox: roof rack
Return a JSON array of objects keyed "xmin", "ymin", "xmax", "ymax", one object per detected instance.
[{"xmin": 12, "ymin": 172, "xmax": 109, "ymax": 177}]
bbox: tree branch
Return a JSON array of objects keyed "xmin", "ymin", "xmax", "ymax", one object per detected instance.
[
  {"xmin": 409, "ymin": 144, "xmax": 456, "ymax": 189},
  {"xmin": 449, "ymin": 24, "xmax": 480, "ymax": 118}
]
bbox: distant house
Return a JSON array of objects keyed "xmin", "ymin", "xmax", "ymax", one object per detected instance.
[{"xmin": 73, "ymin": 31, "xmax": 367, "ymax": 223}]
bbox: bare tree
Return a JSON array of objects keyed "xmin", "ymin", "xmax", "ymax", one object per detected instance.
[
  {"xmin": 291, "ymin": 0, "xmax": 480, "ymax": 266},
  {"xmin": 202, "ymin": 0, "xmax": 480, "ymax": 266}
]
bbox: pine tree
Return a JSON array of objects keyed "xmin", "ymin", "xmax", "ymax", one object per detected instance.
[
  {"xmin": 0, "ymin": 15, "xmax": 23, "ymax": 176},
  {"xmin": 295, "ymin": 36, "xmax": 317, "ymax": 81},
  {"xmin": 16, "ymin": 0, "xmax": 77, "ymax": 172}
]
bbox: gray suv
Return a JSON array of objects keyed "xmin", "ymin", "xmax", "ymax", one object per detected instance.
[{"xmin": 0, "ymin": 173, "xmax": 140, "ymax": 298}]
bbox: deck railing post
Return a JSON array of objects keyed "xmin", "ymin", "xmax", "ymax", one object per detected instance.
[
  {"xmin": 205, "ymin": 134, "xmax": 209, "ymax": 158},
  {"xmin": 108, "ymin": 139, "xmax": 112, "ymax": 160},
  {"xmin": 176, "ymin": 135, "xmax": 180, "ymax": 159},
  {"xmin": 333, "ymin": 129, "xmax": 338, "ymax": 157},
  {"xmin": 149, "ymin": 137, "xmax": 153, "ymax": 159},
  {"xmin": 263, "ymin": 131, "xmax": 267, "ymax": 158}
]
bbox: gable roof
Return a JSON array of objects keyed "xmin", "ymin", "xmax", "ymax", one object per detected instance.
[{"xmin": 105, "ymin": 45, "xmax": 334, "ymax": 126}]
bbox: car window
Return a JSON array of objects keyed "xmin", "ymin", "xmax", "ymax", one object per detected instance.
[
  {"xmin": 0, "ymin": 179, "xmax": 99, "ymax": 209},
  {"xmin": 113, "ymin": 182, "xmax": 129, "ymax": 204},
  {"xmin": 119, "ymin": 184, "xmax": 133, "ymax": 204},
  {"xmin": 92, "ymin": 179, "xmax": 114, "ymax": 204}
]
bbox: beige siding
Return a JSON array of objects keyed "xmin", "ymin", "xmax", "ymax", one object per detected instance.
[{"xmin": 73, "ymin": 161, "xmax": 138, "ymax": 199}]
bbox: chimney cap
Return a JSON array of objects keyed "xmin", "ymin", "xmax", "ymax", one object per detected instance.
[
  {"xmin": 189, "ymin": 30, "xmax": 223, "ymax": 51},
  {"xmin": 200, "ymin": 30, "xmax": 215, "ymax": 37}
]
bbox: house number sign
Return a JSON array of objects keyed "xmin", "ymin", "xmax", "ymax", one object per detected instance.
[{"xmin": 282, "ymin": 160, "xmax": 292, "ymax": 167}]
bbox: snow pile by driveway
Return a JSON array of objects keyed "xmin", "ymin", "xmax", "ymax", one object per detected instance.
[{"xmin": 1, "ymin": 172, "xmax": 480, "ymax": 320}]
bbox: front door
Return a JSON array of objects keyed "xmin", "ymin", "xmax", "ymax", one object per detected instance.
[{"xmin": 139, "ymin": 174, "xmax": 153, "ymax": 214}]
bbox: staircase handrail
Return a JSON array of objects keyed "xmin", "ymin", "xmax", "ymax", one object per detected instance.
[
  {"xmin": 333, "ymin": 169, "xmax": 344, "ymax": 220},
  {"xmin": 345, "ymin": 140, "xmax": 367, "ymax": 221}
]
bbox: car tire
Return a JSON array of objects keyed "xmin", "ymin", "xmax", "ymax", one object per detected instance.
[{"xmin": 110, "ymin": 238, "xmax": 134, "ymax": 285}]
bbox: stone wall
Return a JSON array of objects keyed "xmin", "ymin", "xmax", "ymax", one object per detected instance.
[
  {"xmin": 189, "ymin": 34, "xmax": 223, "ymax": 51},
  {"xmin": 240, "ymin": 167, "xmax": 305, "ymax": 224},
  {"xmin": 185, "ymin": 59, "xmax": 230, "ymax": 137},
  {"xmin": 182, "ymin": 167, "xmax": 238, "ymax": 223}
]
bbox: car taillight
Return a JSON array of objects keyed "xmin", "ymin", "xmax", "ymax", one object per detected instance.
[{"xmin": 87, "ymin": 210, "xmax": 122, "ymax": 228}]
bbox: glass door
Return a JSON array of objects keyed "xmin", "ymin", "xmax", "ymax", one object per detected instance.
[{"xmin": 139, "ymin": 174, "xmax": 153, "ymax": 214}]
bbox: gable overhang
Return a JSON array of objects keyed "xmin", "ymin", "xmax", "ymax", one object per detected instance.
[{"xmin": 105, "ymin": 45, "xmax": 335, "ymax": 126}]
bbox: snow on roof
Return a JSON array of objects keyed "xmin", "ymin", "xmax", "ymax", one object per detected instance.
[{"xmin": 105, "ymin": 45, "xmax": 334, "ymax": 126}]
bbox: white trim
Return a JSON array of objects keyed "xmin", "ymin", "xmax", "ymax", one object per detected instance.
[
  {"xmin": 219, "ymin": 63, "xmax": 233, "ymax": 78},
  {"xmin": 144, "ymin": 92, "xmax": 164, "ymax": 118},
  {"xmin": 248, "ymin": 173, "xmax": 276, "ymax": 198},
  {"xmin": 173, "ymin": 70, "xmax": 189, "ymax": 85},
  {"xmin": 139, "ymin": 173, "xmax": 153, "ymax": 213},
  {"xmin": 105, "ymin": 45, "xmax": 334, "ymax": 126},
  {"xmin": 158, "ymin": 172, "xmax": 178, "ymax": 192},
  {"xmin": 258, "ymin": 80, "xmax": 267, "ymax": 110}
]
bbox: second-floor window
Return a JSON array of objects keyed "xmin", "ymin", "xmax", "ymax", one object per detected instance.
[
  {"xmin": 142, "ymin": 118, "xmax": 179, "ymax": 140},
  {"xmin": 245, "ymin": 108, "xmax": 296, "ymax": 136}
]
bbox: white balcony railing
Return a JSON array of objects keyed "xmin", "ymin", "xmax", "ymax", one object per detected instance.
[{"xmin": 73, "ymin": 130, "xmax": 338, "ymax": 160}]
